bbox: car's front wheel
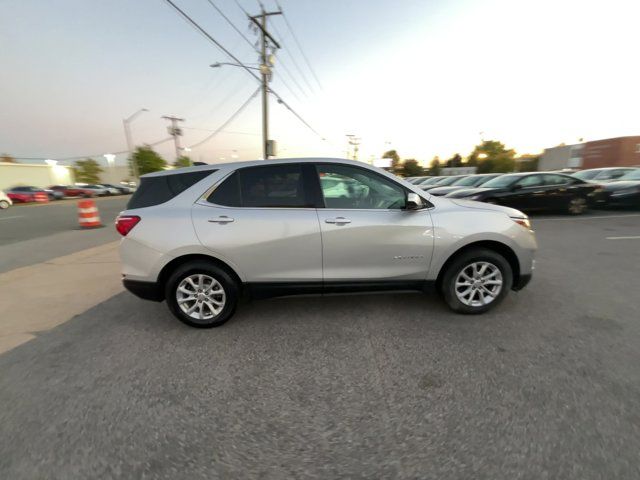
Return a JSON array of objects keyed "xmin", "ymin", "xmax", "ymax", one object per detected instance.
[
  {"xmin": 165, "ymin": 261, "xmax": 239, "ymax": 328},
  {"xmin": 441, "ymin": 248, "xmax": 513, "ymax": 314},
  {"xmin": 0, "ymin": 200, "xmax": 9, "ymax": 209}
]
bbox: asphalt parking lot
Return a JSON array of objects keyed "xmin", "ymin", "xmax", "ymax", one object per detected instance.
[{"xmin": 0, "ymin": 206, "xmax": 639, "ymax": 479}]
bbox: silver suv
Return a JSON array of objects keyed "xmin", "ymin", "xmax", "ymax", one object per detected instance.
[{"xmin": 116, "ymin": 158, "xmax": 536, "ymax": 328}]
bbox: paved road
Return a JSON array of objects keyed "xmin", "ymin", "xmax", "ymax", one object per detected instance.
[
  {"xmin": 0, "ymin": 213, "xmax": 639, "ymax": 479},
  {"xmin": 0, "ymin": 196, "xmax": 127, "ymax": 272}
]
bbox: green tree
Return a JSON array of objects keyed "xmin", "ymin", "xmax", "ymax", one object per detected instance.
[
  {"xmin": 468, "ymin": 140, "xmax": 516, "ymax": 173},
  {"xmin": 428, "ymin": 156, "xmax": 441, "ymax": 176},
  {"xmin": 382, "ymin": 149, "xmax": 401, "ymax": 174},
  {"xmin": 445, "ymin": 153, "xmax": 462, "ymax": 168},
  {"xmin": 516, "ymin": 155, "xmax": 540, "ymax": 172},
  {"xmin": 130, "ymin": 145, "xmax": 167, "ymax": 176},
  {"xmin": 174, "ymin": 156, "xmax": 192, "ymax": 168},
  {"xmin": 1, "ymin": 153, "xmax": 16, "ymax": 163},
  {"xmin": 73, "ymin": 158, "xmax": 103, "ymax": 184},
  {"xmin": 401, "ymin": 159, "xmax": 424, "ymax": 177}
]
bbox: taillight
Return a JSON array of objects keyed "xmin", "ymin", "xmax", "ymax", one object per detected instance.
[{"xmin": 115, "ymin": 215, "xmax": 141, "ymax": 236}]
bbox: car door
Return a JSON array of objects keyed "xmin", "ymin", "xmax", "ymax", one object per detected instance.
[
  {"xmin": 191, "ymin": 163, "xmax": 323, "ymax": 283},
  {"xmin": 542, "ymin": 174, "xmax": 574, "ymax": 209},
  {"xmin": 506, "ymin": 175, "xmax": 546, "ymax": 211},
  {"xmin": 313, "ymin": 163, "xmax": 434, "ymax": 282}
]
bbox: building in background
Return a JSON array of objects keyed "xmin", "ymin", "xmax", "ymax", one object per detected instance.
[
  {"xmin": 540, "ymin": 136, "xmax": 640, "ymax": 170},
  {"xmin": 0, "ymin": 162, "xmax": 74, "ymax": 191}
]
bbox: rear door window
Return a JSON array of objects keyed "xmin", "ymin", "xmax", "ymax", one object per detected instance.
[
  {"xmin": 127, "ymin": 170, "xmax": 215, "ymax": 209},
  {"xmin": 206, "ymin": 164, "xmax": 312, "ymax": 208}
]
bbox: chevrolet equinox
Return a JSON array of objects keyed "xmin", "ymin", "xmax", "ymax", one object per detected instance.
[{"xmin": 116, "ymin": 158, "xmax": 536, "ymax": 328}]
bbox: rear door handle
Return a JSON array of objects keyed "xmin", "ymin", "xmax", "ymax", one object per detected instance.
[
  {"xmin": 208, "ymin": 216, "xmax": 234, "ymax": 224},
  {"xmin": 325, "ymin": 217, "xmax": 351, "ymax": 225}
]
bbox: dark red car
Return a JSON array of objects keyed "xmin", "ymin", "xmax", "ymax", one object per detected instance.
[
  {"xmin": 49, "ymin": 185, "xmax": 96, "ymax": 198},
  {"xmin": 6, "ymin": 186, "xmax": 49, "ymax": 203}
]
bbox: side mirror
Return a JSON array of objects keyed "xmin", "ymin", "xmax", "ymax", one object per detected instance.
[
  {"xmin": 406, "ymin": 192, "xmax": 423, "ymax": 210},
  {"xmin": 511, "ymin": 183, "xmax": 522, "ymax": 191}
]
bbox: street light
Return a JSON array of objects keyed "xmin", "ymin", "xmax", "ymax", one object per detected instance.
[
  {"xmin": 123, "ymin": 108, "xmax": 149, "ymax": 180},
  {"xmin": 210, "ymin": 62, "xmax": 261, "ymax": 71},
  {"xmin": 104, "ymin": 154, "xmax": 116, "ymax": 183}
]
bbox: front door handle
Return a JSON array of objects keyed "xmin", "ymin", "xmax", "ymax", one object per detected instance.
[
  {"xmin": 325, "ymin": 217, "xmax": 351, "ymax": 225},
  {"xmin": 208, "ymin": 216, "xmax": 234, "ymax": 224}
]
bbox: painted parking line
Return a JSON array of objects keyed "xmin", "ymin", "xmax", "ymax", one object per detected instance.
[
  {"xmin": 606, "ymin": 236, "xmax": 640, "ymax": 240},
  {"xmin": 535, "ymin": 213, "xmax": 640, "ymax": 221},
  {"xmin": 0, "ymin": 216, "xmax": 24, "ymax": 221}
]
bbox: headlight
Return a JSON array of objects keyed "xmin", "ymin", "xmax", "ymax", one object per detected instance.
[{"xmin": 511, "ymin": 216, "xmax": 532, "ymax": 230}]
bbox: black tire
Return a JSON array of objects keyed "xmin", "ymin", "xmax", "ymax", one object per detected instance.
[
  {"xmin": 566, "ymin": 196, "xmax": 587, "ymax": 215},
  {"xmin": 440, "ymin": 248, "xmax": 513, "ymax": 314},
  {"xmin": 165, "ymin": 261, "xmax": 239, "ymax": 328}
]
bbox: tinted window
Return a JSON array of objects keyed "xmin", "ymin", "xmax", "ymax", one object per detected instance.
[
  {"xmin": 207, "ymin": 172, "xmax": 240, "ymax": 207},
  {"xmin": 480, "ymin": 174, "xmax": 520, "ymax": 188},
  {"xmin": 127, "ymin": 170, "xmax": 215, "ymax": 209},
  {"xmin": 317, "ymin": 164, "xmax": 405, "ymax": 209},
  {"xmin": 544, "ymin": 174, "xmax": 570, "ymax": 185},
  {"xmin": 240, "ymin": 165, "xmax": 307, "ymax": 207},
  {"xmin": 516, "ymin": 175, "xmax": 544, "ymax": 188},
  {"xmin": 573, "ymin": 170, "xmax": 599, "ymax": 180}
]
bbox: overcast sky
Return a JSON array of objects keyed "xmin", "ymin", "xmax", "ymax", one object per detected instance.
[{"xmin": 1, "ymin": 0, "xmax": 639, "ymax": 166}]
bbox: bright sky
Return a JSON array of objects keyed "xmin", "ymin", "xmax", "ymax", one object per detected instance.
[{"xmin": 1, "ymin": 0, "xmax": 639, "ymax": 167}]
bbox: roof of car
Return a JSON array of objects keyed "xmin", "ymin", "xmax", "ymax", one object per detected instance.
[{"xmin": 141, "ymin": 158, "xmax": 377, "ymax": 178}]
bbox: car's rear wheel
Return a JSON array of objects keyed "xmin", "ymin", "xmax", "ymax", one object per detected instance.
[
  {"xmin": 0, "ymin": 200, "xmax": 9, "ymax": 209},
  {"xmin": 441, "ymin": 248, "xmax": 513, "ymax": 314},
  {"xmin": 165, "ymin": 261, "xmax": 239, "ymax": 328},
  {"xmin": 567, "ymin": 196, "xmax": 587, "ymax": 215}
]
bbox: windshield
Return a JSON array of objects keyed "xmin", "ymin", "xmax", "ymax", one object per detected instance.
[
  {"xmin": 451, "ymin": 175, "xmax": 487, "ymax": 187},
  {"xmin": 435, "ymin": 176, "xmax": 463, "ymax": 186},
  {"xmin": 481, "ymin": 174, "xmax": 520, "ymax": 188},
  {"xmin": 573, "ymin": 170, "xmax": 599, "ymax": 180},
  {"xmin": 619, "ymin": 170, "xmax": 640, "ymax": 181}
]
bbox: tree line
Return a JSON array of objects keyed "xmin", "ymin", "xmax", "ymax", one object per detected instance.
[{"xmin": 383, "ymin": 140, "xmax": 539, "ymax": 177}]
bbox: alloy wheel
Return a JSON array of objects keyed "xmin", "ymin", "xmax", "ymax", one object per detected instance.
[
  {"xmin": 454, "ymin": 261, "xmax": 503, "ymax": 307},
  {"xmin": 568, "ymin": 197, "xmax": 587, "ymax": 214},
  {"xmin": 176, "ymin": 274, "xmax": 226, "ymax": 322}
]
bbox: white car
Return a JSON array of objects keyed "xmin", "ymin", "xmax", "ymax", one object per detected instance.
[
  {"xmin": 0, "ymin": 190, "xmax": 13, "ymax": 209},
  {"xmin": 116, "ymin": 158, "xmax": 537, "ymax": 328}
]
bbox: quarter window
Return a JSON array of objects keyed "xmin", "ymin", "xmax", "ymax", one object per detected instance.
[
  {"xmin": 544, "ymin": 174, "xmax": 570, "ymax": 186},
  {"xmin": 316, "ymin": 164, "xmax": 406, "ymax": 209}
]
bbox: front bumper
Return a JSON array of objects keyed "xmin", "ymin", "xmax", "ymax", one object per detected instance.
[{"xmin": 123, "ymin": 279, "xmax": 164, "ymax": 302}]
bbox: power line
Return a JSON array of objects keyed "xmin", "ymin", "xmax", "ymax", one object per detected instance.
[
  {"xmin": 270, "ymin": 19, "xmax": 314, "ymax": 94},
  {"xmin": 163, "ymin": 0, "xmax": 329, "ymax": 149},
  {"xmin": 274, "ymin": 53, "xmax": 308, "ymax": 98},
  {"xmin": 205, "ymin": 0, "xmax": 258, "ymax": 53},
  {"xmin": 188, "ymin": 87, "xmax": 261, "ymax": 149},
  {"xmin": 233, "ymin": 0, "xmax": 250, "ymax": 16},
  {"xmin": 274, "ymin": 0, "xmax": 322, "ymax": 90}
]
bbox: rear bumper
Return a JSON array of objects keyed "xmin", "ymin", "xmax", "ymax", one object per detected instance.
[{"xmin": 123, "ymin": 279, "xmax": 164, "ymax": 302}]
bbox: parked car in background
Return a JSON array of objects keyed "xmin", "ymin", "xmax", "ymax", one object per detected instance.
[
  {"xmin": 414, "ymin": 176, "xmax": 442, "ymax": 185},
  {"xmin": 572, "ymin": 167, "xmax": 638, "ymax": 183},
  {"xmin": 600, "ymin": 169, "xmax": 640, "ymax": 208},
  {"xmin": 49, "ymin": 185, "xmax": 97, "ymax": 198},
  {"xmin": 43, "ymin": 188, "xmax": 63, "ymax": 200},
  {"xmin": 445, "ymin": 172, "xmax": 601, "ymax": 215},
  {"xmin": 117, "ymin": 158, "xmax": 536, "ymax": 327},
  {"xmin": 5, "ymin": 186, "xmax": 50, "ymax": 203},
  {"xmin": 428, "ymin": 173, "xmax": 503, "ymax": 196},
  {"xmin": 419, "ymin": 175, "xmax": 468, "ymax": 191},
  {"xmin": 96, "ymin": 184, "xmax": 121, "ymax": 196},
  {"xmin": 82, "ymin": 185, "xmax": 108, "ymax": 196},
  {"xmin": 100, "ymin": 183, "xmax": 133, "ymax": 194},
  {"xmin": 0, "ymin": 191, "xmax": 13, "ymax": 209}
]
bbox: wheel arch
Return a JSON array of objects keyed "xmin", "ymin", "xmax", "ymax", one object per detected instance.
[
  {"xmin": 157, "ymin": 253, "xmax": 243, "ymax": 299},
  {"xmin": 435, "ymin": 240, "xmax": 520, "ymax": 291}
]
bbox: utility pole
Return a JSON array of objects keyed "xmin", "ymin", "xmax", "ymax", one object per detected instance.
[
  {"xmin": 346, "ymin": 134, "xmax": 361, "ymax": 161},
  {"xmin": 249, "ymin": 5, "xmax": 282, "ymax": 160},
  {"xmin": 123, "ymin": 108, "xmax": 148, "ymax": 180},
  {"xmin": 162, "ymin": 115, "xmax": 185, "ymax": 162}
]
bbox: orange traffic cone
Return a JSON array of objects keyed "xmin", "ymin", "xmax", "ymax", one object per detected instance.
[{"xmin": 78, "ymin": 199, "xmax": 102, "ymax": 228}]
